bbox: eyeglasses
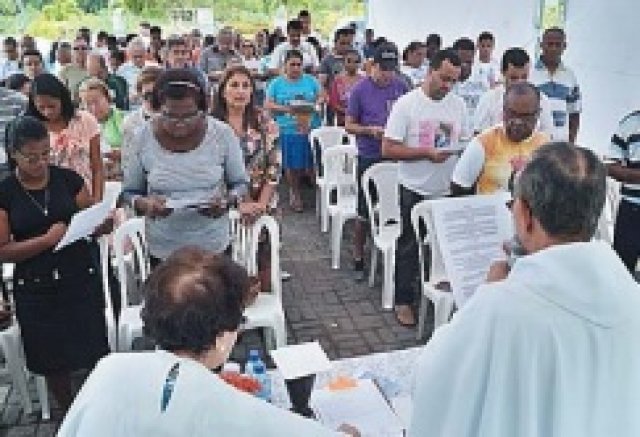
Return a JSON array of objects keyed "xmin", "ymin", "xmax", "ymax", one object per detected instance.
[
  {"xmin": 73, "ymin": 46, "xmax": 89, "ymax": 51},
  {"xmin": 160, "ymin": 110, "xmax": 203, "ymax": 124},
  {"xmin": 242, "ymin": 44, "xmax": 254, "ymax": 48},
  {"xmin": 15, "ymin": 149, "xmax": 51, "ymax": 164}
]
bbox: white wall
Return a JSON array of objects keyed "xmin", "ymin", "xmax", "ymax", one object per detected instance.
[
  {"xmin": 368, "ymin": 0, "xmax": 539, "ymax": 56},
  {"xmin": 564, "ymin": 0, "xmax": 640, "ymax": 153}
]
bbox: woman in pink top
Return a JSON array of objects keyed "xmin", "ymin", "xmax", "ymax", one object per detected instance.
[
  {"xmin": 26, "ymin": 73, "xmax": 104, "ymax": 202},
  {"xmin": 328, "ymin": 49, "xmax": 364, "ymax": 127}
]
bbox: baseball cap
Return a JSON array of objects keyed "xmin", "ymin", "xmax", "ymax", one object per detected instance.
[{"xmin": 373, "ymin": 44, "xmax": 399, "ymax": 71}]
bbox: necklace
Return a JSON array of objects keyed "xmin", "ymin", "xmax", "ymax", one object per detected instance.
[{"xmin": 16, "ymin": 170, "xmax": 50, "ymax": 216}]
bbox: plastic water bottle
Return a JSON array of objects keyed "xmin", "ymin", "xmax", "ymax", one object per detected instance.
[
  {"xmin": 245, "ymin": 349, "xmax": 270, "ymax": 401},
  {"xmin": 253, "ymin": 361, "xmax": 271, "ymax": 402}
]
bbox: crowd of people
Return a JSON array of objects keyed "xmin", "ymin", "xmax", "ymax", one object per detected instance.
[{"xmin": 0, "ymin": 7, "xmax": 640, "ymax": 436}]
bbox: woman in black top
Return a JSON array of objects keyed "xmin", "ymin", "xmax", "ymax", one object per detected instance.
[{"xmin": 0, "ymin": 116, "xmax": 110, "ymax": 411}]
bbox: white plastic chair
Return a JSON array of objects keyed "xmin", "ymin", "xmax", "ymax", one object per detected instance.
[
  {"xmin": 411, "ymin": 200, "xmax": 456, "ymax": 340},
  {"xmin": 241, "ymin": 215, "xmax": 287, "ymax": 350},
  {"xmin": 361, "ymin": 162, "xmax": 401, "ymax": 309},
  {"xmin": 595, "ymin": 177, "xmax": 622, "ymax": 244},
  {"xmin": 113, "ymin": 217, "xmax": 149, "ymax": 351},
  {"xmin": 309, "ymin": 126, "xmax": 350, "ymax": 233},
  {"xmin": 325, "ymin": 145, "xmax": 359, "ymax": 269},
  {"xmin": 0, "ymin": 324, "xmax": 35, "ymax": 416}
]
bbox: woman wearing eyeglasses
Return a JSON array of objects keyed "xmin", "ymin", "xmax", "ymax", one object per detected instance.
[
  {"xmin": 0, "ymin": 116, "xmax": 110, "ymax": 412},
  {"xmin": 26, "ymin": 73, "xmax": 105, "ymax": 203},
  {"xmin": 79, "ymin": 78, "xmax": 125, "ymax": 181},
  {"xmin": 123, "ymin": 68, "xmax": 249, "ymax": 266},
  {"xmin": 265, "ymin": 49, "xmax": 322, "ymax": 212}
]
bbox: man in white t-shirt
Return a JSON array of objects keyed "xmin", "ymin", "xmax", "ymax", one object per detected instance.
[
  {"xmin": 382, "ymin": 48, "xmax": 467, "ymax": 326},
  {"xmin": 530, "ymin": 27, "xmax": 582, "ymax": 143},
  {"xmin": 268, "ymin": 19, "xmax": 319, "ymax": 76},
  {"xmin": 474, "ymin": 47, "xmax": 554, "ymax": 138},
  {"xmin": 475, "ymin": 31, "xmax": 501, "ymax": 88}
]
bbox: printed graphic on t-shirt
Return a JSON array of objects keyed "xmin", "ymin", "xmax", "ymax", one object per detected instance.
[
  {"xmin": 552, "ymin": 110, "xmax": 567, "ymax": 127},
  {"xmin": 417, "ymin": 120, "xmax": 454, "ymax": 149}
]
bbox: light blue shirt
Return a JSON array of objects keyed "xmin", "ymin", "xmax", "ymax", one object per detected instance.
[{"xmin": 266, "ymin": 74, "xmax": 321, "ymax": 135}]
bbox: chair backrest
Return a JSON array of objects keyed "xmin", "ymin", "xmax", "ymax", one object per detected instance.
[
  {"xmin": 411, "ymin": 200, "xmax": 447, "ymax": 287},
  {"xmin": 309, "ymin": 126, "xmax": 349, "ymax": 179},
  {"xmin": 249, "ymin": 215, "xmax": 283, "ymax": 300},
  {"xmin": 113, "ymin": 217, "xmax": 149, "ymax": 312},
  {"xmin": 98, "ymin": 236, "xmax": 117, "ymax": 351},
  {"xmin": 323, "ymin": 145, "xmax": 358, "ymax": 204},
  {"xmin": 104, "ymin": 181, "xmax": 122, "ymax": 209},
  {"xmin": 361, "ymin": 162, "xmax": 400, "ymax": 235}
]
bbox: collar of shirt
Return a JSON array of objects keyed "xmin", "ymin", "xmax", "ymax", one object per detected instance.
[{"xmin": 534, "ymin": 57, "xmax": 567, "ymax": 72}]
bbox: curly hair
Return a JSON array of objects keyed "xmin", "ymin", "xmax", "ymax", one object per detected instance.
[{"xmin": 141, "ymin": 247, "xmax": 250, "ymax": 354}]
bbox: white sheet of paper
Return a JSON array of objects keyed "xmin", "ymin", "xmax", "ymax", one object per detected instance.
[
  {"xmin": 270, "ymin": 341, "xmax": 331, "ymax": 380},
  {"xmin": 311, "ymin": 379, "xmax": 404, "ymax": 437},
  {"xmin": 164, "ymin": 197, "xmax": 211, "ymax": 210},
  {"xmin": 53, "ymin": 190, "xmax": 118, "ymax": 252},
  {"xmin": 431, "ymin": 193, "xmax": 513, "ymax": 307}
]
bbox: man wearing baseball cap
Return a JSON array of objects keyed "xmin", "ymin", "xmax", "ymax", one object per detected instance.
[{"xmin": 346, "ymin": 43, "xmax": 409, "ymax": 282}]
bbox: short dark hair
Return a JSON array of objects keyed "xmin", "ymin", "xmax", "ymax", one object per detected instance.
[
  {"xmin": 453, "ymin": 37, "xmax": 475, "ymax": 52},
  {"xmin": 6, "ymin": 73, "xmax": 30, "ymax": 92},
  {"xmin": 334, "ymin": 27, "xmax": 352, "ymax": 42},
  {"xmin": 109, "ymin": 48, "xmax": 125, "ymax": 64},
  {"xmin": 403, "ymin": 41, "xmax": 425, "ymax": 61},
  {"xmin": 5, "ymin": 115, "xmax": 49, "ymax": 158},
  {"xmin": 543, "ymin": 26, "xmax": 566, "ymax": 39},
  {"xmin": 26, "ymin": 73, "xmax": 76, "ymax": 123},
  {"xmin": 515, "ymin": 143, "xmax": 606, "ymax": 240},
  {"xmin": 3, "ymin": 36, "xmax": 17, "ymax": 47},
  {"xmin": 504, "ymin": 82, "xmax": 541, "ymax": 107},
  {"xmin": 287, "ymin": 19, "xmax": 303, "ymax": 33},
  {"xmin": 97, "ymin": 31, "xmax": 108, "ymax": 41},
  {"xmin": 478, "ymin": 31, "xmax": 494, "ymax": 43},
  {"xmin": 153, "ymin": 68, "xmax": 207, "ymax": 111},
  {"xmin": 166, "ymin": 35, "xmax": 187, "ymax": 49},
  {"xmin": 501, "ymin": 47, "xmax": 530, "ymax": 73},
  {"xmin": 284, "ymin": 49, "xmax": 303, "ymax": 63},
  {"xmin": 141, "ymin": 247, "xmax": 250, "ymax": 354},
  {"xmin": 426, "ymin": 33, "xmax": 442, "ymax": 47},
  {"xmin": 150, "ymin": 25, "xmax": 162, "ymax": 36},
  {"xmin": 430, "ymin": 48, "xmax": 461, "ymax": 70},
  {"xmin": 298, "ymin": 9, "xmax": 310, "ymax": 18},
  {"xmin": 21, "ymin": 49, "xmax": 43, "ymax": 64}
]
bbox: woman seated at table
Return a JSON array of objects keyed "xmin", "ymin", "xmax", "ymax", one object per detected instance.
[
  {"xmin": 265, "ymin": 49, "xmax": 322, "ymax": 212},
  {"xmin": 0, "ymin": 116, "xmax": 110, "ymax": 411},
  {"xmin": 211, "ymin": 65, "xmax": 280, "ymax": 291},
  {"xmin": 58, "ymin": 247, "xmax": 349, "ymax": 436},
  {"xmin": 123, "ymin": 68, "xmax": 249, "ymax": 266},
  {"xmin": 26, "ymin": 73, "xmax": 104, "ymax": 203},
  {"xmin": 79, "ymin": 78, "xmax": 125, "ymax": 181}
]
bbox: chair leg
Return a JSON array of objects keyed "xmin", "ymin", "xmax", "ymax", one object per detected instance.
[
  {"xmin": 416, "ymin": 295, "xmax": 429, "ymax": 341},
  {"xmin": 368, "ymin": 246, "xmax": 378, "ymax": 288},
  {"xmin": 321, "ymin": 189, "xmax": 330, "ymax": 233},
  {"xmin": 274, "ymin": 314, "xmax": 287, "ymax": 349},
  {"xmin": 0, "ymin": 330, "xmax": 32, "ymax": 415},
  {"xmin": 381, "ymin": 249, "xmax": 395, "ymax": 310},
  {"xmin": 264, "ymin": 327, "xmax": 275, "ymax": 351},
  {"xmin": 35, "ymin": 375, "xmax": 50, "ymax": 420},
  {"xmin": 331, "ymin": 215, "xmax": 343, "ymax": 270}
]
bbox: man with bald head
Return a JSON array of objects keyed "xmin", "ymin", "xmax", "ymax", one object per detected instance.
[
  {"xmin": 452, "ymin": 82, "xmax": 549, "ymax": 195},
  {"xmin": 86, "ymin": 52, "xmax": 129, "ymax": 110}
]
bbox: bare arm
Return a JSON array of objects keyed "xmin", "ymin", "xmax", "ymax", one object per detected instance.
[
  {"xmin": 569, "ymin": 113, "xmax": 580, "ymax": 144},
  {"xmin": 0, "ymin": 210, "xmax": 64, "ymax": 263},
  {"xmin": 607, "ymin": 163, "xmax": 640, "ymax": 185},
  {"xmin": 89, "ymin": 134, "xmax": 104, "ymax": 203},
  {"xmin": 264, "ymin": 97, "xmax": 290, "ymax": 116},
  {"xmin": 345, "ymin": 115, "xmax": 379, "ymax": 137}
]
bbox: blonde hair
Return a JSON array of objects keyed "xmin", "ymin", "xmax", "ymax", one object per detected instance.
[{"xmin": 79, "ymin": 77, "xmax": 112, "ymax": 102}]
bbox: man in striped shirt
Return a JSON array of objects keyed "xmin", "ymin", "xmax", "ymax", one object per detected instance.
[
  {"xmin": 530, "ymin": 27, "xmax": 581, "ymax": 143},
  {"xmin": 607, "ymin": 111, "xmax": 640, "ymax": 274}
]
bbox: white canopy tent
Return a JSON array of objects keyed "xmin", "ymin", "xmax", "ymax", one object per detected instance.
[{"xmin": 367, "ymin": 0, "xmax": 639, "ymax": 153}]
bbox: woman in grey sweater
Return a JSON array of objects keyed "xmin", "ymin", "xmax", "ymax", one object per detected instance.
[{"xmin": 123, "ymin": 69, "xmax": 249, "ymax": 265}]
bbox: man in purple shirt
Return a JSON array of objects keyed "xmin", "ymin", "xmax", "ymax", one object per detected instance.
[{"xmin": 346, "ymin": 43, "xmax": 409, "ymax": 281}]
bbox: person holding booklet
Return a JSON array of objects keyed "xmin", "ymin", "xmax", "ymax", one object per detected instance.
[
  {"xmin": 123, "ymin": 68, "xmax": 249, "ymax": 267},
  {"xmin": 0, "ymin": 116, "xmax": 111, "ymax": 412},
  {"xmin": 382, "ymin": 48, "xmax": 467, "ymax": 326},
  {"xmin": 451, "ymin": 82, "xmax": 549, "ymax": 195}
]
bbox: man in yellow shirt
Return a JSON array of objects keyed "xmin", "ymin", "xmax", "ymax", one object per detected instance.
[{"xmin": 452, "ymin": 82, "xmax": 549, "ymax": 195}]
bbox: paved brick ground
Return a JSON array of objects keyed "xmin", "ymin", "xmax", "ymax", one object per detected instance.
[{"xmin": 0, "ymin": 186, "xmax": 434, "ymax": 435}]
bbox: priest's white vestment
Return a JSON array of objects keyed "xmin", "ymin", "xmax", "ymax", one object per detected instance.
[{"xmin": 409, "ymin": 241, "xmax": 640, "ymax": 437}]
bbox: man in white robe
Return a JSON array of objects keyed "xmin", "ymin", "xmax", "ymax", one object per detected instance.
[{"xmin": 410, "ymin": 142, "xmax": 640, "ymax": 437}]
